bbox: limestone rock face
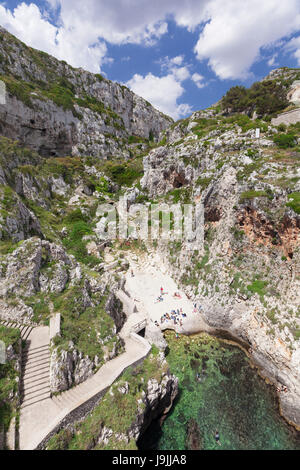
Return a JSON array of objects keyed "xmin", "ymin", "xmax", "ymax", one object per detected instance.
[
  {"xmin": 141, "ymin": 109, "xmax": 300, "ymax": 427},
  {"xmin": 0, "ymin": 27, "xmax": 172, "ymax": 160},
  {"xmin": 49, "ymin": 343, "xmax": 96, "ymax": 393},
  {"xmin": 145, "ymin": 322, "xmax": 168, "ymax": 351},
  {"xmin": 0, "ymin": 238, "xmax": 73, "ymax": 299},
  {"xmin": 0, "ymin": 188, "xmax": 42, "ymax": 242},
  {"xmin": 129, "ymin": 358, "xmax": 178, "ymax": 442},
  {"xmin": 0, "ymin": 237, "xmax": 75, "ymax": 322}
]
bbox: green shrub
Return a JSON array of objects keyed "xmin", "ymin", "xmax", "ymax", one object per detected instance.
[
  {"xmin": 195, "ymin": 176, "xmax": 212, "ymax": 189},
  {"xmin": 64, "ymin": 208, "xmax": 87, "ymax": 224},
  {"xmin": 239, "ymin": 190, "xmax": 271, "ymax": 203},
  {"xmin": 273, "ymin": 133, "xmax": 297, "ymax": 148},
  {"xmin": 286, "ymin": 192, "xmax": 300, "ymax": 214},
  {"xmin": 63, "ymin": 221, "xmax": 98, "ymax": 266},
  {"xmin": 247, "ymin": 279, "xmax": 268, "ymax": 298},
  {"xmin": 277, "ymin": 123, "xmax": 287, "ymax": 132},
  {"xmin": 222, "ymin": 80, "xmax": 289, "ymax": 117}
]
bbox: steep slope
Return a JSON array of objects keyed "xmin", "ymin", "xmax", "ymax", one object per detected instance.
[
  {"xmin": 138, "ymin": 102, "xmax": 300, "ymax": 427},
  {"xmin": 0, "ymin": 26, "xmax": 172, "ymax": 159}
]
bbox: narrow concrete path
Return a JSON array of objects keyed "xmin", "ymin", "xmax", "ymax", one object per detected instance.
[{"xmin": 19, "ymin": 307, "xmax": 150, "ymax": 450}]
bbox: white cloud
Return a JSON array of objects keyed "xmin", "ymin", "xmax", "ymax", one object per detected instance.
[
  {"xmin": 126, "ymin": 72, "xmax": 192, "ymax": 119},
  {"xmin": 172, "ymin": 66, "xmax": 190, "ymax": 82},
  {"xmin": 192, "ymin": 72, "xmax": 205, "ymax": 88},
  {"xmin": 267, "ymin": 54, "xmax": 278, "ymax": 67},
  {"xmin": 159, "ymin": 55, "xmax": 191, "ymax": 81},
  {"xmin": 194, "ymin": 0, "xmax": 300, "ymax": 79},
  {"xmin": 285, "ymin": 36, "xmax": 300, "ymax": 65},
  {"xmin": 0, "ymin": 0, "xmax": 300, "ymax": 81},
  {"xmin": 46, "ymin": 0, "xmax": 211, "ymax": 45},
  {"xmin": 0, "ymin": 2, "xmax": 108, "ymax": 72},
  {"xmin": 170, "ymin": 55, "xmax": 184, "ymax": 66}
]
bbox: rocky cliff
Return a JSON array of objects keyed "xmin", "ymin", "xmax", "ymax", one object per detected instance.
[
  {"xmin": 139, "ymin": 106, "xmax": 300, "ymax": 427},
  {"xmin": 0, "ymin": 26, "xmax": 172, "ymax": 159}
]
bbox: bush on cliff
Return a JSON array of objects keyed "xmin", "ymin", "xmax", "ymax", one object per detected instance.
[{"xmin": 221, "ymin": 80, "xmax": 289, "ymax": 117}]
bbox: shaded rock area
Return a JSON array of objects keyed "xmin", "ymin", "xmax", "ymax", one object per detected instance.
[{"xmin": 105, "ymin": 293, "xmax": 126, "ymax": 333}]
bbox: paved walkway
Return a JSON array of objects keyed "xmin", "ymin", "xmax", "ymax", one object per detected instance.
[{"xmin": 19, "ymin": 308, "xmax": 150, "ymax": 450}]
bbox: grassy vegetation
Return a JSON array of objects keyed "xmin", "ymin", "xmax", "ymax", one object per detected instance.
[
  {"xmin": 239, "ymin": 190, "xmax": 272, "ymax": 203},
  {"xmin": 273, "ymin": 133, "xmax": 297, "ymax": 149},
  {"xmin": 99, "ymin": 157, "xmax": 144, "ymax": 187},
  {"xmin": 236, "ymin": 159, "xmax": 265, "ymax": 181},
  {"xmin": 0, "ymin": 326, "xmax": 20, "ymax": 432},
  {"xmin": 42, "ymin": 157, "xmax": 84, "ymax": 184},
  {"xmin": 0, "ymin": 185, "xmax": 17, "ymax": 217},
  {"xmin": 51, "ymin": 287, "xmax": 119, "ymax": 361},
  {"xmin": 63, "ymin": 220, "xmax": 98, "ymax": 266},
  {"xmin": 286, "ymin": 192, "xmax": 300, "ymax": 214},
  {"xmin": 0, "ymin": 136, "xmax": 41, "ymax": 170},
  {"xmin": 0, "ymin": 326, "xmax": 20, "ymax": 347},
  {"xmin": 195, "ymin": 176, "xmax": 213, "ymax": 190},
  {"xmin": 191, "ymin": 118, "xmax": 218, "ymax": 139},
  {"xmin": 25, "ymin": 293, "xmax": 51, "ymax": 324},
  {"xmin": 165, "ymin": 187, "xmax": 192, "ymax": 204},
  {"xmin": 247, "ymin": 278, "xmax": 268, "ymax": 299}
]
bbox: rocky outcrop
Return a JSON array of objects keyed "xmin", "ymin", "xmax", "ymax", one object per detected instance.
[
  {"xmin": 50, "ymin": 343, "xmax": 98, "ymax": 393},
  {"xmin": 144, "ymin": 322, "xmax": 168, "ymax": 351},
  {"xmin": 0, "ymin": 238, "xmax": 73, "ymax": 300},
  {"xmin": 0, "ymin": 187, "xmax": 42, "ymax": 242},
  {"xmin": 132, "ymin": 370, "xmax": 178, "ymax": 443},
  {"xmin": 105, "ymin": 293, "xmax": 126, "ymax": 333}
]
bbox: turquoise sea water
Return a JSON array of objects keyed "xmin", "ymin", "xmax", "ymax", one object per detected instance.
[{"xmin": 139, "ymin": 332, "xmax": 300, "ymax": 450}]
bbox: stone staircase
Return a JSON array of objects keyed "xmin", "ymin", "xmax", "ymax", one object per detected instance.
[
  {"xmin": 20, "ymin": 343, "xmax": 51, "ymax": 409},
  {"xmin": 19, "ymin": 326, "xmax": 51, "ymax": 410},
  {"xmin": 18, "ymin": 309, "xmax": 150, "ymax": 449}
]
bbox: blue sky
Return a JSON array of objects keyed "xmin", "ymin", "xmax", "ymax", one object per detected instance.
[{"xmin": 1, "ymin": 1, "xmax": 300, "ymax": 119}]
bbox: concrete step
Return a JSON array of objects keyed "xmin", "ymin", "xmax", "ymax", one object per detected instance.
[
  {"xmin": 23, "ymin": 357, "xmax": 50, "ymax": 370},
  {"xmin": 21, "ymin": 391, "xmax": 51, "ymax": 409},
  {"xmin": 23, "ymin": 365, "xmax": 50, "ymax": 379},
  {"xmin": 21, "ymin": 378, "xmax": 50, "ymax": 393},
  {"xmin": 22, "ymin": 385, "xmax": 51, "ymax": 401},
  {"xmin": 22, "ymin": 354, "xmax": 50, "ymax": 369}
]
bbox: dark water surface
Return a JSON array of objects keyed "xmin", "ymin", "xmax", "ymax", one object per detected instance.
[{"xmin": 139, "ymin": 332, "xmax": 300, "ymax": 450}]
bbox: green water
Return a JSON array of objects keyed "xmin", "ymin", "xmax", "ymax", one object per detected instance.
[{"xmin": 139, "ymin": 332, "xmax": 300, "ymax": 450}]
